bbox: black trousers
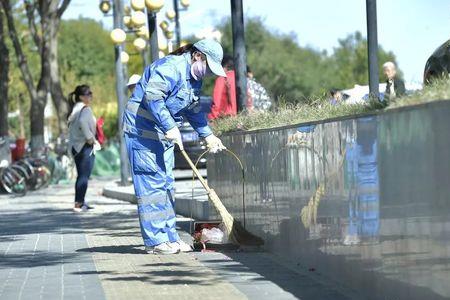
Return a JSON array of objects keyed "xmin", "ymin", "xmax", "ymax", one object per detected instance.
[{"xmin": 72, "ymin": 144, "xmax": 95, "ymax": 204}]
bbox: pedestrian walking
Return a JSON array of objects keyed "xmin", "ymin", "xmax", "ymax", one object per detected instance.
[
  {"xmin": 122, "ymin": 39, "xmax": 227, "ymax": 254},
  {"xmin": 67, "ymin": 85, "xmax": 99, "ymax": 212}
]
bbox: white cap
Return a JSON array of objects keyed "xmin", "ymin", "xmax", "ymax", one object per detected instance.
[{"xmin": 127, "ymin": 74, "xmax": 141, "ymax": 86}]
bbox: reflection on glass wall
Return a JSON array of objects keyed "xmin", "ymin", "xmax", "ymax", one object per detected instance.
[
  {"xmin": 208, "ymin": 103, "xmax": 450, "ymax": 299},
  {"xmin": 344, "ymin": 117, "xmax": 379, "ymax": 246}
]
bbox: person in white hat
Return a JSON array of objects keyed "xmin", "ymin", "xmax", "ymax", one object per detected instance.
[
  {"xmin": 122, "ymin": 39, "xmax": 227, "ymax": 255},
  {"xmin": 127, "ymin": 74, "xmax": 141, "ymax": 93}
]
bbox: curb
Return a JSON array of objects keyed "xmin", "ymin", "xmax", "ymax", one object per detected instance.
[
  {"xmin": 102, "ymin": 181, "xmax": 219, "ymax": 221},
  {"xmin": 102, "ymin": 185, "xmax": 137, "ymax": 204}
]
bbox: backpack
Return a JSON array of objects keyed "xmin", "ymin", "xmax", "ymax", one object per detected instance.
[
  {"xmin": 96, "ymin": 117, "xmax": 106, "ymax": 145},
  {"xmin": 78, "ymin": 106, "xmax": 106, "ymax": 145}
]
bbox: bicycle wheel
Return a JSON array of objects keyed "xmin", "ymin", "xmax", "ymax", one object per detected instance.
[
  {"xmin": 11, "ymin": 164, "xmax": 32, "ymax": 181},
  {"xmin": 15, "ymin": 159, "xmax": 35, "ymax": 178},
  {"xmin": 1, "ymin": 167, "xmax": 27, "ymax": 196},
  {"xmin": 29, "ymin": 165, "xmax": 51, "ymax": 190}
]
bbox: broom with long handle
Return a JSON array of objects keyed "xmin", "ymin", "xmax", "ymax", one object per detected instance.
[{"xmin": 180, "ymin": 149, "xmax": 264, "ymax": 246}]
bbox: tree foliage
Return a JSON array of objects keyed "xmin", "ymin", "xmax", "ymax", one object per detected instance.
[
  {"xmin": 331, "ymin": 31, "xmax": 399, "ymax": 89},
  {"xmin": 205, "ymin": 17, "xmax": 400, "ymax": 104},
  {"xmin": 59, "ymin": 19, "xmax": 113, "ymax": 79},
  {"xmin": 58, "ymin": 18, "xmax": 118, "ymax": 138},
  {"xmin": 0, "ymin": 8, "xmax": 9, "ymax": 138},
  {"xmin": 2, "ymin": 0, "xmax": 71, "ymax": 153},
  {"xmin": 7, "ymin": 18, "xmax": 118, "ymax": 139},
  {"xmin": 4, "ymin": 15, "xmax": 401, "ymax": 140}
]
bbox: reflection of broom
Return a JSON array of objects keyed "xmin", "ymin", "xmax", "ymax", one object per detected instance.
[
  {"xmin": 300, "ymin": 148, "xmax": 347, "ymax": 228},
  {"xmin": 180, "ymin": 149, "xmax": 264, "ymax": 246},
  {"xmin": 300, "ymin": 185, "xmax": 325, "ymax": 228}
]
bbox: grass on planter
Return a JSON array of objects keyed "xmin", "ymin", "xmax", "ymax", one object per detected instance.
[
  {"xmin": 387, "ymin": 78, "xmax": 450, "ymax": 108},
  {"xmin": 211, "ymin": 78, "xmax": 450, "ymax": 135}
]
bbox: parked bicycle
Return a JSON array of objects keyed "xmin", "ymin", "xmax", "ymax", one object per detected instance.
[
  {"xmin": 20, "ymin": 147, "xmax": 52, "ymax": 191},
  {"xmin": 48, "ymin": 137, "xmax": 76, "ymax": 184},
  {"xmin": 0, "ymin": 159, "xmax": 27, "ymax": 196}
]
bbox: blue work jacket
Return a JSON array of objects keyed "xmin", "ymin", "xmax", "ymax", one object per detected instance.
[{"xmin": 122, "ymin": 53, "xmax": 212, "ymax": 140}]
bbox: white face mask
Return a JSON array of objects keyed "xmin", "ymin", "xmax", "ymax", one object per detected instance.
[{"xmin": 191, "ymin": 60, "xmax": 207, "ymax": 80}]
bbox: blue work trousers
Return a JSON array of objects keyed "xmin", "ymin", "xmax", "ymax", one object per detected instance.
[{"xmin": 124, "ymin": 133, "xmax": 179, "ymax": 246}]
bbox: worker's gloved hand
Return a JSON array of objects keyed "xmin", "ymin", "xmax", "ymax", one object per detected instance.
[
  {"xmin": 204, "ymin": 134, "xmax": 226, "ymax": 153},
  {"xmin": 165, "ymin": 127, "xmax": 184, "ymax": 150}
]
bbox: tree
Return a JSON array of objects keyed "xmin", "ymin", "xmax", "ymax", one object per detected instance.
[
  {"xmin": 58, "ymin": 19, "xmax": 113, "ymax": 80},
  {"xmin": 58, "ymin": 19, "xmax": 117, "ymax": 137},
  {"xmin": 0, "ymin": 7, "xmax": 9, "ymax": 139},
  {"xmin": 1, "ymin": 0, "xmax": 70, "ymax": 154},
  {"xmin": 24, "ymin": 0, "xmax": 70, "ymax": 137},
  {"xmin": 206, "ymin": 18, "xmax": 400, "ymax": 104},
  {"xmin": 211, "ymin": 17, "xmax": 339, "ymax": 103},
  {"xmin": 329, "ymin": 31, "xmax": 399, "ymax": 89}
]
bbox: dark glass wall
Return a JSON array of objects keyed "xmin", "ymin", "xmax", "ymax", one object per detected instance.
[{"xmin": 207, "ymin": 101, "xmax": 450, "ymax": 300}]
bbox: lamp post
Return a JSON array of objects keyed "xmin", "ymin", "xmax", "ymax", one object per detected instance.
[
  {"xmin": 123, "ymin": 3, "xmax": 149, "ymax": 67},
  {"xmin": 366, "ymin": 0, "xmax": 379, "ymax": 100},
  {"xmin": 103, "ymin": 0, "xmax": 130, "ymax": 186},
  {"xmin": 230, "ymin": 0, "xmax": 247, "ymax": 113},
  {"xmin": 145, "ymin": 0, "xmax": 164, "ymax": 63},
  {"xmin": 173, "ymin": 0, "xmax": 189, "ymax": 49},
  {"xmin": 173, "ymin": 0, "xmax": 180, "ymax": 49}
]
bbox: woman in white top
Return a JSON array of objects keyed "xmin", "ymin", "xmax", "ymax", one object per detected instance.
[{"xmin": 67, "ymin": 85, "xmax": 97, "ymax": 212}]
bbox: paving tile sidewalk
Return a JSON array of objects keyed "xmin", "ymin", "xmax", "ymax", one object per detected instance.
[{"xmin": 0, "ymin": 178, "xmax": 354, "ymax": 300}]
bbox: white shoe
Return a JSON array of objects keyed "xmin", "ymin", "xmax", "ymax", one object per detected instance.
[
  {"xmin": 170, "ymin": 240, "xmax": 193, "ymax": 253},
  {"xmin": 73, "ymin": 206, "xmax": 88, "ymax": 213},
  {"xmin": 148, "ymin": 242, "xmax": 180, "ymax": 255}
]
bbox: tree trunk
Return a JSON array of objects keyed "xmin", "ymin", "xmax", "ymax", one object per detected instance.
[
  {"xmin": 0, "ymin": 8, "xmax": 9, "ymax": 137},
  {"xmin": 49, "ymin": 19, "xmax": 68, "ymax": 137},
  {"xmin": 29, "ymin": 1, "xmax": 54, "ymax": 153},
  {"xmin": 50, "ymin": 66, "xmax": 68, "ymax": 137},
  {"xmin": 1, "ymin": 0, "xmax": 37, "ymax": 102},
  {"xmin": 2, "ymin": 0, "xmax": 70, "ymax": 155},
  {"xmin": 17, "ymin": 94, "xmax": 25, "ymax": 138}
]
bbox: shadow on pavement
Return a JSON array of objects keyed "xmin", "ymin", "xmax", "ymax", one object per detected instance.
[
  {"xmin": 77, "ymin": 244, "xmax": 147, "ymax": 254},
  {"xmin": 0, "ymin": 251, "xmax": 81, "ymax": 269}
]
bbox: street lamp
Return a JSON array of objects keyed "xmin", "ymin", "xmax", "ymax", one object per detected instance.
[
  {"xmin": 133, "ymin": 37, "xmax": 147, "ymax": 52},
  {"xmin": 99, "ymin": 0, "xmax": 112, "ymax": 14},
  {"xmin": 130, "ymin": 0, "xmax": 145, "ymax": 11},
  {"xmin": 164, "ymin": 30, "xmax": 174, "ymax": 40},
  {"xmin": 123, "ymin": 16, "xmax": 132, "ymax": 28},
  {"xmin": 146, "ymin": 0, "xmax": 165, "ymax": 62},
  {"xmin": 146, "ymin": 0, "xmax": 164, "ymax": 11},
  {"xmin": 171, "ymin": 0, "xmax": 190, "ymax": 49},
  {"xmin": 110, "ymin": 28, "xmax": 126, "ymax": 44},
  {"xmin": 180, "ymin": 0, "xmax": 190, "ymax": 8},
  {"xmin": 131, "ymin": 11, "xmax": 146, "ymax": 27},
  {"xmin": 159, "ymin": 20, "xmax": 169, "ymax": 31},
  {"xmin": 136, "ymin": 26, "xmax": 149, "ymax": 39},
  {"xmin": 120, "ymin": 51, "xmax": 130, "ymax": 64},
  {"xmin": 166, "ymin": 9, "xmax": 176, "ymax": 20},
  {"xmin": 99, "ymin": 0, "xmax": 130, "ymax": 186}
]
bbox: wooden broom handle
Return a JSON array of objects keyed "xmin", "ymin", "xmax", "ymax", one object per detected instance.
[{"xmin": 180, "ymin": 149, "xmax": 212, "ymax": 194}]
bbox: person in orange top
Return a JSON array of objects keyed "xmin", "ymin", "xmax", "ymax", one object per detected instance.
[{"xmin": 208, "ymin": 55, "xmax": 237, "ymax": 120}]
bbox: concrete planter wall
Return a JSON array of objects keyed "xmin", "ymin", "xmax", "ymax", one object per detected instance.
[{"xmin": 207, "ymin": 100, "xmax": 450, "ymax": 300}]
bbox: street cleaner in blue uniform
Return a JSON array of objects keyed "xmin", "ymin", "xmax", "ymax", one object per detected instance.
[{"xmin": 123, "ymin": 39, "xmax": 227, "ymax": 254}]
